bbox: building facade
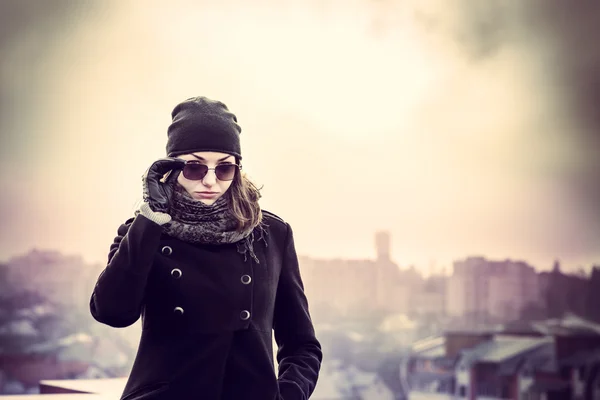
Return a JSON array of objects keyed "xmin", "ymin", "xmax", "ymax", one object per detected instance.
[
  {"xmin": 299, "ymin": 231, "xmax": 440, "ymax": 317},
  {"xmin": 446, "ymin": 257, "xmax": 541, "ymax": 321}
]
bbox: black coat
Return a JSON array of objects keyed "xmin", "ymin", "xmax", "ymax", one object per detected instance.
[{"xmin": 89, "ymin": 211, "xmax": 322, "ymax": 400}]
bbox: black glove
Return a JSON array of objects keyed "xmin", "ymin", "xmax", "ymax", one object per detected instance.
[{"xmin": 142, "ymin": 157, "xmax": 186, "ymax": 213}]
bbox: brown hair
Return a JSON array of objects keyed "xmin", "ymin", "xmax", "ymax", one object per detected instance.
[{"xmin": 226, "ymin": 166, "xmax": 263, "ymax": 232}]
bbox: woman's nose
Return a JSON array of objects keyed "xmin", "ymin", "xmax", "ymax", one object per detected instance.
[{"xmin": 202, "ymin": 169, "xmax": 217, "ymax": 186}]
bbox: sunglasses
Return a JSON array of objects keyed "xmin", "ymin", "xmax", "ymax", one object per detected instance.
[{"xmin": 181, "ymin": 162, "xmax": 239, "ymax": 181}]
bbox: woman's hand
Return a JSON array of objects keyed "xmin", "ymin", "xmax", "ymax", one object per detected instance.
[{"xmin": 142, "ymin": 157, "xmax": 186, "ymax": 213}]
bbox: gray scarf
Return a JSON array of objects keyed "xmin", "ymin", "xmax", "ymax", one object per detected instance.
[{"xmin": 163, "ymin": 184, "xmax": 266, "ymax": 263}]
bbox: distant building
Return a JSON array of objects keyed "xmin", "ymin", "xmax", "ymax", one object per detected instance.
[
  {"xmin": 299, "ymin": 232, "xmax": 443, "ymax": 316},
  {"xmin": 5, "ymin": 249, "xmax": 103, "ymax": 311},
  {"xmin": 446, "ymin": 257, "xmax": 541, "ymax": 321},
  {"xmin": 414, "ymin": 276, "xmax": 447, "ymax": 316}
]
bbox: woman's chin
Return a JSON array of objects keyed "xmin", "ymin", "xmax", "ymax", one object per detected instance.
[{"xmin": 196, "ymin": 198, "xmax": 217, "ymax": 206}]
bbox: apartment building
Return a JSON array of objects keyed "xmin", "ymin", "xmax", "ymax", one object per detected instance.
[{"xmin": 446, "ymin": 257, "xmax": 541, "ymax": 321}]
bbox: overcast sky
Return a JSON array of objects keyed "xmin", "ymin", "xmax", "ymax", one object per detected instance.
[{"xmin": 1, "ymin": 0, "xmax": 599, "ymax": 274}]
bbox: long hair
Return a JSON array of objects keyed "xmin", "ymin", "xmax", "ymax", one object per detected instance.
[{"xmin": 226, "ymin": 165, "xmax": 263, "ymax": 232}]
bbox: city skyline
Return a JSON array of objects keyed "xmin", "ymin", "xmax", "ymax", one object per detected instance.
[
  {"xmin": 2, "ymin": 238, "xmax": 596, "ymax": 277},
  {"xmin": 0, "ymin": 219, "xmax": 597, "ymax": 274}
]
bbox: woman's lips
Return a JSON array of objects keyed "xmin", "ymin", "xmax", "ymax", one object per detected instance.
[{"xmin": 194, "ymin": 191, "xmax": 219, "ymax": 198}]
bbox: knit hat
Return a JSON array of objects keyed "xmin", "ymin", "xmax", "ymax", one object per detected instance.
[{"xmin": 166, "ymin": 96, "xmax": 242, "ymax": 159}]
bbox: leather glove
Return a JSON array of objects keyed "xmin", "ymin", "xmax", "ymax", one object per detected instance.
[{"xmin": 142, "ymin": 157, "xmax": 186, "ymax": 214}]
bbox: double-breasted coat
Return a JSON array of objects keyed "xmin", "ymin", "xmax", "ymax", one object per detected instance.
[{"xmin": 89, "ymin": 210, "xmax": 322, "ymax": 399}]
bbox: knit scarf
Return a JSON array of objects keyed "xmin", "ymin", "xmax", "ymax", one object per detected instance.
[{"xmin": 163, "ymin": 184, "xmax": 266, "ymax": 263}]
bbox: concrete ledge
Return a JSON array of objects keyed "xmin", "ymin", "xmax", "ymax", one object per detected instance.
[
  {"xmin": 38, "ymin": 378, "xmax": 127, "ymax": 396},
  {"xmin": 1, "ymin": 395, "xmax": 105, "ymax": 399}
]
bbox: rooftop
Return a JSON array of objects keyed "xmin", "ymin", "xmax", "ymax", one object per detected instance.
[
  {"xmin": 411, "ymin": 336, "xmax": 446, "ymax": 359},
  {"xmin": 475, "ymin": 335, "xmax": 553, "ymax": 364},
  {"xmin": 38, "ymin": 378, "xmax": 127, "ymax": 396},
  {"xmin": 0, "ymin": 378, "xmax": 127, "ymax": 399},
  {"xmin": 1, "ymin": 395, "xmax": 104, "ymax": 400},
  {"xmin": 4, "ymin": 377, "xmax": 344, "ymax": 399}
]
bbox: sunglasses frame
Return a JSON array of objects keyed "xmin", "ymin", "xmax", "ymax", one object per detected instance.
[{"xmin": 181, "ymin": 161, "xmax": 241, "ymax": 181}]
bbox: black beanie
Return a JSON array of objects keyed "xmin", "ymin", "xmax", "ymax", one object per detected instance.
[{"xmin": 166, "ymin": 96, "xmax": 242, "ymax": 159}]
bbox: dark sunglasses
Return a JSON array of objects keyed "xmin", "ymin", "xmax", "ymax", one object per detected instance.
[{"xmin": 181, "ymin": 162, "xmax": 239, "ymax": 181}]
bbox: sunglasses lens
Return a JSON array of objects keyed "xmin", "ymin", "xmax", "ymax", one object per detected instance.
[
  {"xmin": 182, "ymin": 164, "xmax": 208, "ymax": 180},
  {"xmin": 215, "ymin": 164, "xmax": 237, "ymax": 181}
]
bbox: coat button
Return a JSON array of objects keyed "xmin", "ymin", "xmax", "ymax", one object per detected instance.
[
  {"xmin": 241, "ymin": 274, "xmax": 252, "ymax": 285},
  {"xmin": 161, "ymin": 246, "xmax": 173, "ymax": 256},
  {"xmin": 240, "ymin": 310, "xmax": 251, "ymax": 320},
  {"xmin": 174, "ymin": 307, "xmax": 184, "ymax": 315},
  {"xmin": 171, "ymin": 268, "xmax": 182, "ymax": 279}
]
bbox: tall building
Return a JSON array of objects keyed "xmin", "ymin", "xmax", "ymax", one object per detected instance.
[
  {"xmin": 299, "ymin": 232, "xmax": 422, "ymax": 316},
  {"xmin": 375, "ymin": 231, "xmax": 391, "ymax": 261},
  {"xmin": 446, "ymin": 257, "xmax": 485, "ymax": 317},
  {"xmin": 446, "ymin": 257, "xmax": 541, "ymax": 321}
]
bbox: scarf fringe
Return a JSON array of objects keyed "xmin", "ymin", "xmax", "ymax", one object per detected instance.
[{"xmin": 236, "ymin": 221, "xmax": 269, "ymax": 264}]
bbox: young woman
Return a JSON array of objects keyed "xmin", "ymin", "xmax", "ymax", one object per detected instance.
[{"xmin": 89, "ymin": 96, "xmax": 322, "ymax": 399}]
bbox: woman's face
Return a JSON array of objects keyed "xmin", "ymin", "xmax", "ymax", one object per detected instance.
[{"xmin": 176, "ymin": 151, "xmax": 237, "ymax": 205}]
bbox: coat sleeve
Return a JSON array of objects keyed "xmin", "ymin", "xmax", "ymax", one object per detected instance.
[
  {"xmin": 274, "ymin": 223, "xmax": 323, "ymax": 400},
  {"xmin": 89, "ymin": 214, "xmax": 163, "ymax": 328}
]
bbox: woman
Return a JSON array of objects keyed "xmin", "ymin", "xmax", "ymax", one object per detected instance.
[{"xmin": 89, "ymin": 96, "xmax": 322, "ymax": 399}]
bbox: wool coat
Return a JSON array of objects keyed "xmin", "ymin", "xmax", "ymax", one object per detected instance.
[{"xmin": 89, "ymin": 210, "xmax": 322, "ymax": 400}]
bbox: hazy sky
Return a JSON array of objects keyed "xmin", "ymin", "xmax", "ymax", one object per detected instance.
[{"xmin": 1, "ymin": 0, "xmax": 599, "ymax": 273}]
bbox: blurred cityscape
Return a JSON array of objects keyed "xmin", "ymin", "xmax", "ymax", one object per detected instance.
[
  {"xmin": 2, "ymin": 0, "xmax": 600, "ymax": 398},
  {"xmin": 1, "ymin": 232, "xmax": 600, "ymax": 399}
]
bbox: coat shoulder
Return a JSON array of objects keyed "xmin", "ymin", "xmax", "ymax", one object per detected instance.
[
  {"xmin": 116, "ymin": 217, "xmax": 135, "ymax": 236},
  {"xmin": 262, "ymin": 209, "xmax": 285, "ymax": 224},
  {"xmin": 261, "ymin": 210, "xmax": 290, "ymax": 236},
  {"xmin": 262, "ymin": 210, "xmax": 287, "ymax": 226}
]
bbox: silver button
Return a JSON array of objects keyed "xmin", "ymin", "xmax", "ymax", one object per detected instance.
[
  {"xmin": 171, "ymin": 268, "xmax": 182, "ymax": 279},
  {"xmin": 241, "ymin": 274, "xmax": 252, "ymax": 285},
  {"xmin": 161, "ymin": 246, "xmax": 173, "ymax": 256},
  {"xmin": 240, "ymin": 310, "xmax": 251, "ymax": 320},
  {"xmin": 174, "ymin": 307, "xmax": 184, "ymax": 315}
]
